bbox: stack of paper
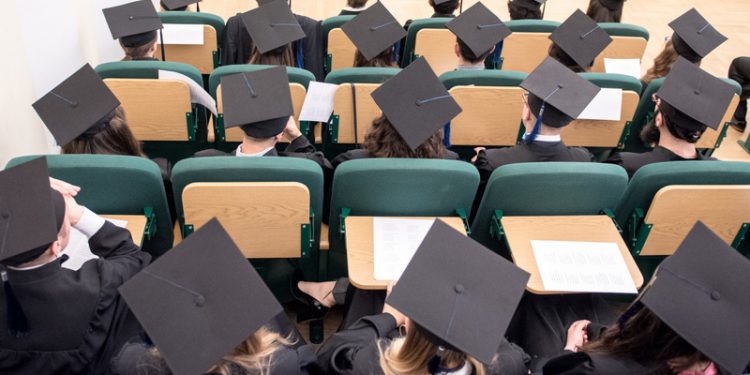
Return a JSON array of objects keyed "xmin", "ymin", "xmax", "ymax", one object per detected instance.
[{"xmin": 372, "ymin": 218, "xmax": 435, "ymax": 281}]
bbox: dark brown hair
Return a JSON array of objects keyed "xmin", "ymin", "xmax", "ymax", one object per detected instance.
[
  {"xmin": 62, "ymin": 106, "xmax": 144, "ymax": 157},
  {"xmin": 456, "ymin": 37, "xmax": 493, "ymax": 64},
  {"xmin": 585, "ymin": 0, "xmax": 623, "ymax": 23},
  {"xmin": 584, "ymin": 307, "xmax": 709, "ymax": 374},
  {"xmin": 640, "ymin": 101, "xmax": 706, "ymax": 145},
  {"xmin": 122, "ymin": 39, "xmax": 157, "ymax": 61},
  {"xmin": 363, "ymin": 114, "xmax": 447, "ymax": 158},
  {"xmin": 429, "ymin": 0, "xmax": 460, "ymax": 15},
  {"xmin": 548, "ymin": 43, "xmax": 589, "ymax": 72},
  {"xmin": 507, "ymin": 1, "xmax": 542, "ymax": 20},
  {"xmin": 347, "ymin": 0, "xmax": 368, "ymax": 7},
  {"xmin": 248, "ymin": 44, "xmax": 295, "ymax": 67},
  {"xmin": 353, "ymin": 48, "xmax": 396, "ymax": 68}
]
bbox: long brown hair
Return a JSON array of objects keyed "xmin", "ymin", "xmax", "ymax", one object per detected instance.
[
  {"xmin": 122, "ymin": 40, "xmax": 157, "ymax": 61},
  {"xmin": 584, "ymin": 307, "xmax": 709, "ymax": 374},
  {"xmin": 354, "ymin": 48, "xmax": 396, "ymax": 68},
  {"xmin": 62, "ymin": 106, "xmax": 144, "ymax": 157},
  {"xmin": 248, "ymin": 44, "xmax": 295, "ymax": 67},
  {"xmin": 362, "ymin": 114, "xmax": 447, "ymax": 159},
  {"xmin": 585, "ymin": 0, "xmax": 623, "ymax": 23},
  {"xmin": 641, "ymin": 38, "xmax": 684, "ymax": 87},
  {"xmin": 378, "ymin": 326, "xmax": 485, "ymax": 375}
]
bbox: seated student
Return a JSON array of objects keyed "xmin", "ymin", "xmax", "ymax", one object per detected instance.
[
  {"xmin": 446, "ymin": 2, "xmax": 511, "ymax": 71},
  {"xmin": 585, "ymin": 0, "xmax": 625, "ymax": 23},
  {"xmin": 316, "ymin": 221, "xmax": 532, "ymax": 375},
  {"xmin": 543, "ymin": 222, "xmax": 750, "ymax": 375},
  {"xmin": 727, "ymin": 56, "xmax": 749, "ymax": 132},
  {"xmin": 641, "ymin": 9, "xmax": 726, "ymax": 92},
  {"xmin": 331, "ymin": 57, "xmax": 462, "ymax": 168},
  {"xmin": 0, "ymin": 158, "xmax": 151, "ymax": 374},
  {"xmin": 102, "ymin": 0, "xmax": 163, "ymax": 61},
  {"xmin": 342, "ymin": 1, "xmax": 405, "ymax": 68},
  {"xmin": 607, "ymin": 58, "xmax": 735, "ymax": 178},
  {"xmin": 339, "ymin": 0, "xmax": 369, "ymax": 16},
  {"xmin": 404, "ymin": 0, "xmax": 460, "ymax": 31},
  {"xmin": 240, "ymin": 0, "xmax": 305, "ymax": 66},
  {"xmin": 547, "ymin": 9, "xmax": 612, "ymax": 73},
  {"xmin": 507, "ymin": 0, "xmax": 544, "ymax": 20},
  {"xmin": 473, "ymin": 57, "xmax": 599, "ymax": 182},
  {"xmin": 111, "ymin": 219, "xmax": 318, "ymax": 375}
]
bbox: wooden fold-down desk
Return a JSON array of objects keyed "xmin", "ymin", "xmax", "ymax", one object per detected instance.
[
  {"xmin": 345, "ymin": 216, "xmax": 467, "ymax": 290},
  {"xmin": 102, "ymin": 215, "xmax": 148, "ymax": 247},
  {"xmin": 501, "ymin": 215, "xmax": 644, "ymax": 295}
]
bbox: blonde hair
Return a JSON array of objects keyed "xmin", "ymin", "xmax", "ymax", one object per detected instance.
[
  {"xmin": 641, "ymin": 38, "xmax": 701, "ymax": 87},
  {"xmin": 377, "ymin": 326, "xmax": 486, "ymax": 375}
]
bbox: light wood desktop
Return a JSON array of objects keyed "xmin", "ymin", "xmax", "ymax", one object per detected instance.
[{"xmin": 102, "ymin": 215, "xmax": 148, "ymax": 247}]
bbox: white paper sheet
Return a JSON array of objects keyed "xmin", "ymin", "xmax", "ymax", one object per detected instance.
[
  {"xmin": 604, "ymin": 58, "xmax": 641, "ymax": 80},
  {"xmin": 62, "ymin": 219, "xmax": 128, "ymax": 271},
  {"xmin": 158, "ymin": 70, "xmax": 218, "ymax": 116},
  {"xmin": 299, "ymin": 82, "xmax": 339, "ymax": 123},
  {"xmin": 531, "ymin": 240, "xmax": 637, "ymax": 294},
  {"xmin": 373, "ymin": 218, "xmax": 435, "ymax": 281},
  {"xmin": 578, "ymin": 88, "xmax": 622, "ymax": 121},
  {"xmin": 161, "ymin": 24, "xmax": 204, "ymax": 45}
]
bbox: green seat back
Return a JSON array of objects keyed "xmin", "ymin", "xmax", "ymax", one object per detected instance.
[
  {"xmin": 324, "ymin": 67, "xmax": 401, "ymax": 84},
  {"xmin": 440, "ymin": 69, "xmax": 527, "ymax": 89},
  {"xmin": 471, "ymin": 163, "xmax": 628, "ymax": 252},
  {"xmin": 506, "ymin": 19, "xmax": 560, "ymax": 32},
  {"xmin": 578, "ymin": 72, "xmax": 643, "ymax": 92},
  {"xmin": 95, "ymin": 60, "xmax": 203, "ymax": 86},
  {"xmin": 208, "ymin": 64, "xmax": 316, "ymax": 98},
  {"xmin": 322, "ymin": 15, "xmax": 356, "ymax": 38},
  {"xmin": 171, "ymin": 156, "xmax": 324, "ymax": 301},
  {"xmin": 401, "ymin": 18, "xmax": 452, "ymax": 67},
  {"xmin": 327, "ymin": 159, "xmax": 480, "ymax": 278},
  {"xmin": 599, "ymin": 23, "xmax": 649, "ymax": 39},
  {"xmin": 158, "ymin": 11, "xmax": 225, "ymax": 44},
  {"xmin": 6, "ymin": 155, "xmax": 173, "ymax": 256}
]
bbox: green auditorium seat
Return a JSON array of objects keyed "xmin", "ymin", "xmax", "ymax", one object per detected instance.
[
  {"xmin": 158, "ymin": 11, "xmax": 225, "ymax": 74},
  {"xmin": 593, "ymin": 23, "xmax": 649, "ymax": 73},
  {"xmin": 502, "ymin": 20, "xmax": 560, "ymax": 73},
  {"xmin": 6, "ymin": 155, "xmax": 173, "ymax": 257},
  {"xmin": 326, "ymin": 159, "xmax": 479, "ymax": 279},
  {"xmin": 322, "ymin": 15, "xmax": 356, "ymax": 74}
]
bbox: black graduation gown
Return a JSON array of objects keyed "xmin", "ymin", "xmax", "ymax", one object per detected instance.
[
  {"xmin": 605, "ymin": 146, "xmax": 713, "ymax": 179},
  {"xmin": 338, "ymin": 9, "xmax": 365, "ymax": 16},
  {"xmin": 221, "ymin": 13, "xmax": 325, "ymax": 81},
  {"xmin": 542, "ymin": 352, "xmax": 660, "ymax": 375},
  {"xmin": 317, "ymin": 313, "xmax": 530, "ymax": 375},
  {"xmin": 728, "ymin": 56, "xmax": 750, "ymax": 126},
  {"xmin": 474, "ymin": 141, "xmax": 594, "ymax": 182},
  {"xmin": 331, "ymin": 149, "xmax": 461, "ymax": 169},
  {"xmin": 0, "ymin": 222, "xmax": 151, "ymax": 375}
]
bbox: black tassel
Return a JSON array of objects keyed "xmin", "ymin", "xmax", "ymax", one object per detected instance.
[{"xmin": 3, "ymin": 270, "xmax": 29, "ymax": 338}]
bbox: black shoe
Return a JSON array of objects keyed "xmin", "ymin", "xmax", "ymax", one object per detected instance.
[
  {"xmin": 290, "ymin": 271, "xmax": 329, "ymax": 322},
  {"xmin": 730, "ymin": 121, "xmax": 746, "ymax": 133}
]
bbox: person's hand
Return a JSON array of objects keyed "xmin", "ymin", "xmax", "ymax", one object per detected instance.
[
  {"xmin": 283, "ymin": 116, "xmax": 302, "ymax": 142},
  {"xmin": 49, "ymin": 178, "xmax": 80, "ymax": 197},
  {"xmin": 382, "ymin": 282, "xmax": 407, "ymax": 327},
  {"xmin": 471, "ymin": 147, "xmax": 486, "ymax": 163},
  {"xmin": 564, "ymin": 320, "xmax": 591, "ymax": 352},
  {"xmin": 62, "ymin": 194, "xmax": 85, "ymax": 226}
]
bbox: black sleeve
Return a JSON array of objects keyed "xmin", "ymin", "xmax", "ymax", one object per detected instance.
[
  {"xmin": 474, "ymin": 149, "xmax": 497, "ymax": 183},
  {"xmin": 286, "ymin": 135, "xmax": 318, "ymax": 153},
  {"xmin": 296, "ymin": 15, "xmax": 324, "ymax": 81},
  {"xmin": 221, "ymin": 15, "xmax": 241, "ymax": 65},
  {"xmin": 89, "ymin": 222, "xmax": 151, "ymax": 287},
  {"xmin": 316, "ymin": 314, "xmax": 398, "ymax": 374},
  {"xmin": 542, "ymin": 352, "xmax": 597, "ymax": 375}
]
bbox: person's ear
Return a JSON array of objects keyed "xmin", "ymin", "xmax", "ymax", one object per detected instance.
[
  {"xmin": 522, "ymin": 101, "xmax": 532, "ymax": 121},
  {"xmin": 49, "ymin": 240, "xmax": 63, "ymax": 257},
  {"xmin": 454, "ymin": 42, "xmax": 461, "ymax": 58}
]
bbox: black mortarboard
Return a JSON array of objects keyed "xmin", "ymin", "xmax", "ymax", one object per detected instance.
[
  {"xmin": 639, "ymin": 222, "xmax": 750, "ymax": 375},
  {"xmin": 386, "ymin": 220, "xmax": 530, "ymax": 364},
  {"xmin": 433, "ymin": 0, "xmax": 456, "ymax": 4},
  {"xmin": 656, "ymin": 57, "xmax": 734, "ymax": 131},
  {"xmin": 32, "ymin": 64, "xmax": 121, "ymax": 146},
  {"xmin": 220, "ymin": 66, "xmax": 293, "ymax": 138},
  {"xmin": 256, "ymin": 0, "xmax": 289, "ymax": 5},
  {"xmin": 371, "ymin": 57, "xmax": 462, "ymax": 150},
  {"xmin": 161, "ymin": 0, "xmax": 199, "ymax": 10},
  {"xmin": 240, "ymin": 0, "xmax": 305, "ymax": 54},
  {"xmin": 549, "ymin": 9, "xmax": 611, "ymax": 68},
  {"xmin": 119, "ymin": 219, "xmax": 283, "ymax": 375},
  {"xmin": 447, "ymin": 2, "xmax": 511, "ymax": 58},
  {"xmin": 512, "ymin": 0, "xmax": 546, "ymax": 10},
  {"xmin": 341, "ymin": 1, "xmax": 406, "ymax": 61},
  {"xmin": 598, "ymin": 0, "xmax": 625, "ymax": 11},
  {"xmin": 103, "ymin": 0, "xmax": 163, "ymax": 48},
  {"xmin": 669, "ymin": 8, "xmax": 726, "ymax": 62}
]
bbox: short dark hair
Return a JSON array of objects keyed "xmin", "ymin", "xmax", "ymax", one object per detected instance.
[
  {"xmin": 586, "ymin": 0, "xmax": 623, "ymax": 23},
  {"xmin": 528, "ymin": 94, "xmax": 574, "ymax": 128},
  {"xmin": 430, "ymin": 0, "xmax": 460, "ymax": 15},
  {"xmin": 353, "ymin": 47, "xmax": 396, "ymax": 67},
  {"xmin": 507, "ymin": 1, "xmax": 542, "ymax": 20},
  {"xmin": 456, "ymin": 37, "xmax": 493, "ymax": 64},
  {"xmin": 347, "ymin": 0, "xmax": 368, "ymax": 7}
]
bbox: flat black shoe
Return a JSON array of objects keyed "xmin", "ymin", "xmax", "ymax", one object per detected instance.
[
  {"xmin": 730, "ymin": 121, "xmax": 746, "ymax": 133},
  {"xmin": 290, "ymin": 271, "xmax": 329, "ymax": 322}
]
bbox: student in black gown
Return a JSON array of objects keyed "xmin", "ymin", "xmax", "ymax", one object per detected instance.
[
  {"xmin": 110, "ymin": 219, "xmax": 319, "ymax": 375},
  {"xmin": 446, "ymin": 2, "xmax": 510, "ymax": 72},
  {"xmin": 543, "ymin": 222, "xmax": 750, "ymax": 375},
  {"xmin": 507, "ymin": 0, "xmax": 544, "ymax": 20},
  {"xmin": 727, "ymin": 56, "xmax": 750, "ymax": 132},
  {"xmin": 0, "ymin": 158, "xmax": 151, "ymax": 375},
  {"xmin": 585, "ymin": 0, "xmax": 625, "ymax": 23},
  {"xmin": 546, "ymin": 10, "xmax": 612, "ymax": 73},
  {"xmin": 102, "ymin": 0, "xmax": 164, "ymax": 62},
  {"xmin": 316, "ymin": 221, "xmax": 532, "ymax": 375},
  {"xmin": 339, "ymin": 0, "xmax": 370, "ymax": 16},
  {"xmin": 343, "ymin": 1, "xmax": 405, "ymax": 68},
  {"xmin": 607, "ymin": 57, "xmax": 735, "ymax": 178},
  {"xmin": 404, "ymin": 0, "xmax": 460, "ymax": 32}
]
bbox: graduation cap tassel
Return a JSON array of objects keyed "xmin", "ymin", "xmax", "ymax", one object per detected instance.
[
  {"xmin": 541, "ymin": 1, "xmax": 547, "ymax": 19},
  {"xmin": 196, "ymin": 2, "xmax": 200, "ymax": 12},
  {"xmin": 525, "ymin": 102, "xmax": 545, "ymax": 144},
  {"xmin": 3, "ymin": 270, "xmax": 29, "ymax": 338},
  {"xmin": 459, "ymin": 0, "xmax": 463, "ymax": 14},
  {"xmin": 159, "ymin": 29, "xmax": 166, "ymax": 62}
]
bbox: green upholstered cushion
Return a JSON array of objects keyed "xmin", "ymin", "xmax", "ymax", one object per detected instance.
[
  {"xmin": 323, "ymin": 67, "xmax": 401, "ymax": 84},
  {"xmin": 439, "ymin": 69, "xmax": 528, "ymax": 89},
  {"xmin": 95, "ymin": 60, "xmax": 203, "ymax": 86},
  {"xmin": 506, "ymin": 19, "xmax": 560, "ymax": 32},
  {"xmin": 578, "ymin": 72, "xmax": 643, "ymax": 92},
  {"xmin": 599, "ymin": 23, "xmax": 649, "ymax": 39},
  {"xmin": 208, "ymin": 64, "xmax": 316, "ymax": 98},
  {"xmin": 401, "ymin": 18, "xmax": 453, "ymax": 67},
  {"xmin": 322, "ymin": 15, "xmax": 356, "ymax": 37}
]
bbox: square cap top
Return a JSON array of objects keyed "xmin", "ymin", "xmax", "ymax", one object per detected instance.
[
  {"xmin": 32, "ymin": 64, "xmax": 120, "ymax": 146},
  {"xmin": 640, "ymin": 221, "xmax": 750, "ymax": 375},
  {"xmin": 240, "ymin": 0, "xmax": 305, "ymax": 54},
  {"xmin": 0, "ymin": 158, "xmax": 59, "ymax": 263},
  {"xmin": 520, "ymin": 57, "xmax": 600, "ymax": 119},
  {"xmin": 386, "ymin": 220, "xmax": 530, "ymax": 364},
  {"xmin": 220, "ymin": 66, "xmax": 293, "ymax": 137},
  {"xmin": 103, "ymin": 0, "xmax": 163, "ymax": 40},
  {"xmin": 657, "ymin": 57, "xmax": 735, "ymax": 130},
  {"xmin": 447, "ymin": 2, "xmax": 511, "ymax": 58},
  {"xmin": 341, "ymin": 1, "xmax": 406, "ymax": 61},
  {"xmin": 119, "ymin": 218, "xmax": 283, "ymax": 375},
  {"xmin": 669, "ymin": 8, "xmax": 726, "ymax": 58},
  {"xmin": 161, "ymin": 0, "xmax": 200, "ymax": 10},
  {"xmin": 549, "ymin": 9, "xmax": 612, "ymax": 68},
  {"xmin": 371, "ymin": 57, "xmax": 462, "ymax": 150}
]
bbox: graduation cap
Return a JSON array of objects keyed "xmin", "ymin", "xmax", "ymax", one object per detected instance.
[
  {"xmin": 549, "ymin": 9, "xmax": 612, "ymax": 68},
  {"xmin": 447, "ymin": 2, "xmax": 511, "ymax": 58},
  {"xmin": 103, "ymin": 0, "xmax": 163, "ymax": 48},
  {"xmin": 434, "ymin": 0, "xmax": 457, "ymax": 4},
  {"xmin": 669, "ymin": 8, "xmax": 726, "ymax": 63},
  {"xmin": 371, "ymin": 57, "xmax": 462, "ymax": 150},
  {"xmin": 160, "ymin": 0, "xmax": 200, "ymax": 11},
  {"xmin": 639, "ymin": 221, "xmax": 750, "ymax": 375},
  {"xmin": 32, "ymin": 64, "xmax": 121, "ymax": 146},
  {"xmin": 119, "ymin": 218, "xmax": 284, "ymax": 375},
  {"xmin": 220, "ymin": 66, "xmax": 293, "ymax": 138},
  {"xmin": 341, "ymin": 1, "xmax": 406, "ymax": 61},
  {"xmin": 521, "ymin": 57, "xmax": 600, "ymax": 136},
  {"xmin": 656, "ymin": 57, "xmax": 735, "ymax": 131},
  {"xmin": 386, "ymin": 220, "xmax": 530, "ymax": 364},
  {"xmin": 240, "ymin": 0, "xmax": 305, "ymax": 54},
  {"xmin": 598, "ymin": 0, "xmax": 625, "ymax": 11}
]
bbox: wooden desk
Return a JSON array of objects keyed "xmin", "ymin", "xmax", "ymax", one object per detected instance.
[
  {"xmin": 501, "ymin": 215, "xmax": 643, "ymax": 295},
  {"xmin": 102, "ymin": 215, "xmax": 147, "ymax": 247},
  {"xmin": 345, "ymin": 216, "xmax": 467, "ymax": 290}
]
